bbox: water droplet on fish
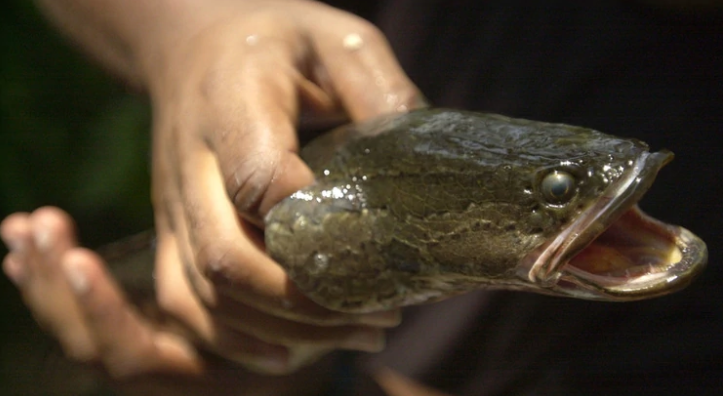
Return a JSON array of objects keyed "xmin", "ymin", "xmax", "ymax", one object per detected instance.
[
  {"xmin": 291, "ymin": 191, "xmax": 314, "ymax": 201},
  {"xmin": 311, "ymin": 253, "xmax": 329, "ymax": 274}
]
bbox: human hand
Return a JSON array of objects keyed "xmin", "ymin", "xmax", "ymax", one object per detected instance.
[
  {"xmin": 130, "ymin": 0, "xmax": 425, "ymax": 373},
  {"xmin": 1, "ymin": 207, "xmax": 337, "ymax": 395}
]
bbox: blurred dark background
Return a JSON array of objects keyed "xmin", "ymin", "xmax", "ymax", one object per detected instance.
[
  {"xmin": 1, "ymin": 1, "xmax": 153, "ymax": 394},
  {"xmin": 1, "ymin": 0, "xmax": 721, "ymax": 395}
]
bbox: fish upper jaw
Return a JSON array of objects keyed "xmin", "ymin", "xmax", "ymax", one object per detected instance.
[{"xmin": 517, "ymin": 150, "xmax": 707, "ymax": 301}]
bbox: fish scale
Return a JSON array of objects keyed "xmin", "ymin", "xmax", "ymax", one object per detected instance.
[
  {"xmin": 264, "ymin": 108, "xmax": 706, "ymax": 312},
  {"xmin": 103, "ymin": 109, "xmax": 706, "ymax": 314}
]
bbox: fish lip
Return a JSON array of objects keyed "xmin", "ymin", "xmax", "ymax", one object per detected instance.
[
  {"xmin": 558, "ymin": 207, "xmax": 707, "ymax": 299},
  {"xmin": 519, "ymin": 150, "xmax": 707, "ymax": 300}
]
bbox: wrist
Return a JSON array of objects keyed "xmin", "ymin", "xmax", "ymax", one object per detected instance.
[{"xmin": 131, "ymin": 1, "xmax": 221, "ymax": 93}]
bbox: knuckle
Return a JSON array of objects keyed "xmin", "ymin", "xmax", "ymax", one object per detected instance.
[
  {"xmin": 223, "ymin": 154, "xmax": 277, "ymax": 215},
  {"xmin": 195, "ymin": 241, "xmax": 249, "ymax": 287}
]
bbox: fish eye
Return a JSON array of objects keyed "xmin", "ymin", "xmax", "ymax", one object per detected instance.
[{"xmin": 541, "ymin": 171, "xmax": 576, "ymax": 204}]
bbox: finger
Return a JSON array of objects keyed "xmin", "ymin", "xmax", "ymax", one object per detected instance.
[
  {"xmin": 29, "ymin": 207, "xmax": 78, "ymax": 279},
  {"xmin": 2, "ymin": 212, "xmax": 31, "ymax": 291},
  {"xmin": 2, "ymin": 209, "xmax": 97, "ymax": 360},
  {"xmin": 61, "ymin": 248, "xmax": 204, "ymax": 378},
  {"xmin": 196, "ymin": 40, "xmax": 315, "ymax": 220},
  {"xmin": 211, "ymin": 292, "xmax": 385, "ymax": 352},
  {"xmin": 1, "ymin": 212, "xmax": 31, "ymax": 250},
  {"xmin": 2, "ymin": 254, "xmax": 25, "ymax": 287},
  {"xmin": 1, "ymin": 212, "xmax": 32, "ymax": 278},
  {"xmin": 4, "ymin": 247, "xmax": 97, "ymax": 361},
  {"xmin": 154, "ymin": 227, "xmax": 306, "ymax": 374},
  {"xmin": 169, "ymin": 44, "xmax": 401, "ymax": 326},
  {"xmin": 155, "ymin": 222, "xmax": 382, "ymax": 373},
  {"xmin": 296, "ymin": 64, "xmax": 349, "ymax": 132},
  {"xmin": 175, "ymin": 140, "xmax": 400, "ymax": 327},
  {"xmin": 307, "ymin": 12, "xmax": 426, "ymax": 120},
  {"xmin": 26, "ymin": 208, "xmax": 94, "ymax": 356}
]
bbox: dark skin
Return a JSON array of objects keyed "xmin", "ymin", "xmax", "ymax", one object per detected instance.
[
  {"xmin": 1, "ymin": 209, "xmax": 452, "ymax": 396},
  {"xmin": 7, "ymin": 0, "xmax": 720, "ymax": 395},
  {"xmin": 1, "ymin": 0, "xmax": 435, "ymax": 394}
]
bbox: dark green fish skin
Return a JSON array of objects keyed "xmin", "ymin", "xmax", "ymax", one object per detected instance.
[
  {"xmin": 264, "ymin": 109, "xmax": 706, "ymax": 313},
  {"xmin": 101, "ymin": 109, "xmax": 705, "ymax": 314}
]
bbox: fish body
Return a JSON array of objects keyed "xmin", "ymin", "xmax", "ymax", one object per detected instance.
[{"xmin": 264, "ymin": 109, "xmax": 707, "ymax": 313}]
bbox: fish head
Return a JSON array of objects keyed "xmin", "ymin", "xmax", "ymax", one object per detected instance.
[
  {"xmin": 265, "ymin": 109, "xmax": 707, "ymax": 311},
  {"xmin": 508, "ymin": 121, "xmax": 707, "ymax": 300}
]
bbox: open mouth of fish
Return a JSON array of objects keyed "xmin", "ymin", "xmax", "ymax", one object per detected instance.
[{"xmin": 521, "ymin": 151, "xmax": 707, "ymax": 300}]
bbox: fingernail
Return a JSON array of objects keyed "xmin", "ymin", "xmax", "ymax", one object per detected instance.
[
  {"xmin": 359, "ymin": 309, "xmax": 402, "ymax": 327},
  {"xmin": 32, "ymin": 224, "xmax": 52, "ymax": 252},
  {"xmin": 3, "ymin": 256, "xmax": 26, "ymax": 285},
  {"xmin": 62, "ymin": 255, "xmax": 89, "ymax": 295},
  {"xmin": 343, "ymin": 329, "xmax": 385, "ymax": 353}
]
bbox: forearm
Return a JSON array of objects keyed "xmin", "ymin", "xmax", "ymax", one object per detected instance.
[
  {"xmin": 18, "ymin": 0, "xmax": 422, "ymax": 391},
  {"xmin": 33, "ymin": 0, "xmax": 217, "ymax": 90}
]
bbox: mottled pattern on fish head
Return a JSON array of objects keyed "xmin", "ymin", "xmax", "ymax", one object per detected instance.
[
  {"xmin": 265, "ymin": 109, "xmax": 653, "ymax": 311},
  {"xmin": 452, "ymin": 112, "xmax": 653, "ymax": 241}
]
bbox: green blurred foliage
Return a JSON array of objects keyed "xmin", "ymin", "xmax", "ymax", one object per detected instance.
[
  {"xmin": 0, "ymin": 1, "xmax": 153, "ymax": 240},
  {"xmin": 1, "ymin": 1, "xmax": 153, "ymax": 394}
]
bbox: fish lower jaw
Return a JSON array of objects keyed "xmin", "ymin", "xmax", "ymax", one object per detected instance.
[{"xmin": 536, "ymin": 206, "xmax": 706, "ymax": 301}]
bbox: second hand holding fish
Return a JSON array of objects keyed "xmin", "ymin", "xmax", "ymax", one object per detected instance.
[{"xmin": 7, "ymin": 0, "xmax": 425, "ymax": 381}]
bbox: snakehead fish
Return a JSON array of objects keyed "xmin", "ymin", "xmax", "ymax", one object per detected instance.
[{"xmin": 107, "ymin": 109, "xmax": 707, "ymax": 313}]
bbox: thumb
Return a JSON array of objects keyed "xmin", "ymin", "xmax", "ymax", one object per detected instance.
[{"xmin": 196, "ymin": 54, "xmax": 315, "ymax": 224}]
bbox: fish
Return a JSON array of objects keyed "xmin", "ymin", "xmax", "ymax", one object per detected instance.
[
  {"xmin": 106, "ymin": 109, "xmax": 706, "ymax": 314},
  {"xmin": 263, "ymin": 109, "xmax": 707, "ymax": 313}
]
